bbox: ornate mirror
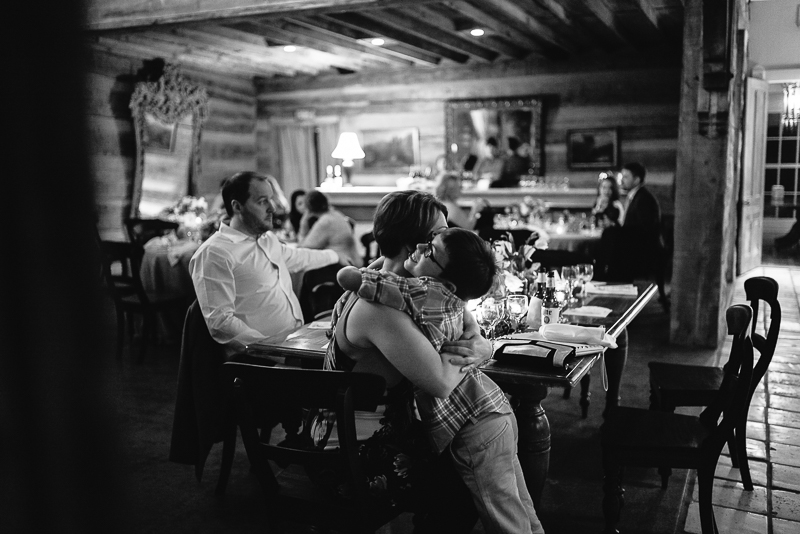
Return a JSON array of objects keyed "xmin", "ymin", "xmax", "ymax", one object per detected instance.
[
  {"xmin": 129, "ymin": 62, "xmax": 208, "ymax": 218},
  {"xmin": 445, "ymin": 96, "xmax": 543, "ymax": 176}
]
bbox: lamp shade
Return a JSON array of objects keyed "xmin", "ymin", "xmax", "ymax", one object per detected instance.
[{"xmin": 331, "ymin": 132, "xmax": 365, "ymax": 167}]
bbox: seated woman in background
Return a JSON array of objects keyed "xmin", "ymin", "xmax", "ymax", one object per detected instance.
[
  {"xmin": 298, "ymin": 190, "xmax": 359, "ymax": 266},
  {"xmin": 592, "ymin": 175, "xmax": 625, "ymax": 227},
  {"xmin": 434, "ymin": 172, "xmax": 487, "ymax": 231},
  {"xmin": 284, "ymin": 189, "xmax": 306, "ymax": 238}
]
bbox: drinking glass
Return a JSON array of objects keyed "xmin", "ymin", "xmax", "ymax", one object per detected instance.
[
  {"xmin": 506, "ymin": 294, "xmax": 529, "ymax": 331},
  {"xmin": 578, "ymin": 263, "xmax": 594, "ymax": 297},
  {"xmin": 561, "ymin": 266, "xmax": 578, "ymax": 304},
  {"xmin": 478, "ymin": 298, "xmax": 504, "ymax": 339}
]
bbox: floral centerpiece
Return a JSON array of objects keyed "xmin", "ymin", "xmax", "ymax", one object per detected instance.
[{"xmin": 160, "ymin": 195, "xmax": 209, "ymax": 241}]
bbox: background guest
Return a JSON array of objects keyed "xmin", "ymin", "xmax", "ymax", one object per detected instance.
[
  {"xmin": 298, "ymin": 190, "xmax": 359, "ymax": 266},
  {"xmin": 473, "ymin": 137, "xmax": 504, "ymax": 183},
  {"xmin": 493, "ymin": 136, "xmax": 530, "ymax": 188},
  {"xmin": 285, "ymin": 189, "xmax": 306, "ymax": 237},
  {"xmin": 592, "ymin": 175, "xmax": 625, "ymax": 227},
  {"xmin": 434, "ymin": 173, "xmax": 487, "ymax": 230}
]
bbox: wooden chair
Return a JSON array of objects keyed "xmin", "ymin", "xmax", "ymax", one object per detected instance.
[
  {"xmin": 124, "ymin": 217, "xmax": 180, "ymax": 249},
  {"xmin": 99, "ymin": 239, "xmax": 188, "ymax": 362},
  {"xmin": 299, "ymin": 264, "xmax": 344, "ymax": 323},
  {"xmin": 648, "ymin": 276, "xmax": 780, "ymax": 490},
  {"xmin": 360, "ymin": 231, "xmax": 380, "ymax": 267},
  {"xmin": 601, "ymin": 304, "xmax": 754, "ymax": 534},
  {"xmin": 221, "ymin": 363, "xmax": 401, "ymax": 534}
]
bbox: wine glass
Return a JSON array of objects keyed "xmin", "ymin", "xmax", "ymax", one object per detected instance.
[
  {"xmin": 506, "ymin": 294, "xmax": 529, "ymax": 331},
  {"xmin": 561, "ymin": 266, "xmax": 578, "ymax": 304},
  {"xmin": 578, "ymin": 263, "xmax": 594, "ymax": 298},
  {"xmin": 478, "ymin": 298, "xmax": 504, "ymax": 339}
]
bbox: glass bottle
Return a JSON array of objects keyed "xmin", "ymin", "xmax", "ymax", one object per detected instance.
[{"xmin": 541, "ymin": 270, "xmax": 561, "ymax": 326}]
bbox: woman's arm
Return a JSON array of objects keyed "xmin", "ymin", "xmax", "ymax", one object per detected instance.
[{"xmin": 348, "ymin": 300, "xmax": 465, "ymax": 398}]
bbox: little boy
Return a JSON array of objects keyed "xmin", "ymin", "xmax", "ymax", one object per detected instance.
[{"xmin": 338, "ymin": 227, "xmax": 544, "ymax": 534}]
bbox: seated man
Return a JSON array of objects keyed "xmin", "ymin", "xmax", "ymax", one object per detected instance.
[
  {"xmin": 190, "ymin": 171, "xmax": 345, "ymax": 355},
  {"xmin": 602, "ymin": 162, "xmax": 668, "ymax": 305}
]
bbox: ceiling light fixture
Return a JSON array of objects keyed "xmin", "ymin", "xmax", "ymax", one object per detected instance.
[
  {"xmin": 470, "ymin": 28, "xmax": 485, "ymax": 37},
  {"xmin": 783, "ymin": 83, "xmax": 799, "ymax": 131},
  {"xmin": 371, "ymin": 38, "xmax": 385, "ymax": 46},
  {"xmin": 283, "ymin": 45, "xmax": 297, "ymax": 53}
]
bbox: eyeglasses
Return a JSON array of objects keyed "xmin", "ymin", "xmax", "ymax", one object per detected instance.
[{"xmin": 423, "ymin": 238, "xmax": 446, "ymax": 271}]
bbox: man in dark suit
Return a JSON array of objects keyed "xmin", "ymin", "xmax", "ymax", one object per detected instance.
[{"xmin": 604, "ymin": 162, "xmax": 669, "ymax": 307}]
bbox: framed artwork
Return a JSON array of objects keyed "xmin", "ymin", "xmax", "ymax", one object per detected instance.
[
  {"xmin": 567, "ymin": 128, "xmax": 618, "ymax": 169},
  {"xmin": 360, "ymin": 127, "xmax": 420, "ymax": 174}
]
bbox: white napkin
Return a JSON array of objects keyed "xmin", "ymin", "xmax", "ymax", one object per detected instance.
[
  {"xmin": 562, "ymin": 306, "xmax": 612, "ymax": 318},
  {"xmin": 308, "ymin": 319, "xmax": 332, "ymax": 330},
  {"xmin": 167, "ymin": 240, "xmax": 199, "ymax": 267},
  {"xmin": 538, "ymin": 323, "xmax": 617, "ymax": 348},
  {"xmin": 584, "ymin": 282, "xmax": 638, "ymax": 296}
]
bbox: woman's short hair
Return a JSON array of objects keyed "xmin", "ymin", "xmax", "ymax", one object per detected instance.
[
  {"xmin": 304, "ymin": 190, "xmax": 330, "ymax": 214},
  {"xmin": 373, "ymin": 190, "xmax": 447, "ymax": 259},
  {"xmin": 434, "ymin": 173, "xmax": 461, "ymax": 202},
  {"xmin": 440, "ymin": 228, "xmax": 496, "ymax": 300},
  {"xmin": 221, "ymin": 171, "xmax": 267, "ymax": 217}
]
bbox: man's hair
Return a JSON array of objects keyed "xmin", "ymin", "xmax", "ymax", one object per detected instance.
[
  {"xmin": 623, "ymin": 162, "xmax": 647, "ymax": 183},
  {"xmin": 373, "ymin": 191, "xmax": 448, "ymax": 259},
  {"xmin": 221, "ymin": 171, "xmax": 267, "ymax": 217},
  {"xmin": 304, "ymin": 190, "xmax": 329, "ymax": 214},
  {"xmin": 439, "ymin": 228, "xmax": 496, "ymax": 300}
]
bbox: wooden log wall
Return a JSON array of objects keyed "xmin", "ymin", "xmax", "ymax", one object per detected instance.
[
  {"xmin": 255, "ymin": 48, "xmax": 682, "ymax": 215},
  {"xmin": 86, "ymin": 48, "xmax": 257, "ymax": 241}
]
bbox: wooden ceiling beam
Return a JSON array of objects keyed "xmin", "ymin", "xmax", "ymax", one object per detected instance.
[
  {"xmin": 371, "ymin": 8, "xmax": 499, "ymax": 63},
  {"xmin": 85, "ymin": 0, "xmax": 440, "ymax": 31},
  {"xmin": 134, "ymin": 27, "xmax": 318, "ymax": 74},
  {"xmin": 276, "ymin": 18, "xmax": 415, "ymax": 67},
  {"xmin": 89, "ymin": 35, "xmax": 296, "ymax": 77},
  {"xmin": 326, "ymin": 12, "xmax": 468, "ymax": 64},
  {"xmin": 239, "ymin": 21, "xmax": 376, "ymax": 71},
  {"xmin": 464, "ymin": 0, "xmax": 578, "ymax": 55},
  {"xmin": 299, "ymin": 15, "xmax": 439, "ymax": 65},
  {"xmin": 443, "ymin": 1, "xmax": 545, "ymax": 56},
  {"xmin": 577, "ymin": 0, "xmax": 632, "ymax": 46},
  {"xmin": 628, "ymin": 0, "xmax": 662, "ymax": 33}
]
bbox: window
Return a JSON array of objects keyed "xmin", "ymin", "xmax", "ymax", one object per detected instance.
[{"xmin": 764, "ymin": 114, "xmax": 800, "ymax": 218}]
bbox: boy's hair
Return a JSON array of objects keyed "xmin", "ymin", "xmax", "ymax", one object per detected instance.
[
  {"xmin": 439, "ymin": 228, "xmax": 496, "ymax": 300},
  {"xmin": 373, "ymin": 190, "xmax": 448, "ymax": 259}
]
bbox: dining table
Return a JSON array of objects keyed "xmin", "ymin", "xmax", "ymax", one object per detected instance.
[
  {"xmin": 241, "ymin": 282, "xmax": 657, "ymax": 507},
  {"xmin": 493, "ymin": 221, "xmax": 602, "ymax": 257}
]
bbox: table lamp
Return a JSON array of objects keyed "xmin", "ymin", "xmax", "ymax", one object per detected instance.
[{"xmin": 331, "ymin": 132, "xmax": 365, "ymax": 186}]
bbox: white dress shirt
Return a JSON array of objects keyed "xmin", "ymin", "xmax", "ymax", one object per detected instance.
[{"xmin": 190, "ymin": 223, "xmax": 338, "ymax": 352}]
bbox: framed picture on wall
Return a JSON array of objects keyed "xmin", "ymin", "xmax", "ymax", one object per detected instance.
[
  {"xmin": 360, "ymin": 127, "xmax": 420, "ymax": 174},
  {"xmin": 566, "ymin": 128, "xmax": 618, "ymax": 169}
]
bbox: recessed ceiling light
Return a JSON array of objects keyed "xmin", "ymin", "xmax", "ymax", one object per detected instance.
[
  {"xmin": 470, "ymin": 28, "xmax": 485, "ymax": 37},
  {"xmin": 371, "ymin": 38, "xmax": 385, "ymax": 46},
  {"xmin": 283, "ymin": 45, "xmax": 297, "ymax": 52}
]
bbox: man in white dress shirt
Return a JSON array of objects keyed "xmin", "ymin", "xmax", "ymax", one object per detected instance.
[{"xmin": 190, "ymin": 171, "xmax": 345, "ymax": 354}]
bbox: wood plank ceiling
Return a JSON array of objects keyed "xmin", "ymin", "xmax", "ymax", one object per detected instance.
[{"xmin": 85, "ymin": 0, "xmax": 685, "ymax": 80}]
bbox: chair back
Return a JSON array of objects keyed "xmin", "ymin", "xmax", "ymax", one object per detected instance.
[
  {"xmin": 99, "ymin": 240, "xmax": 145, "ymax": 304},
  {"xmin": 360, "ymin": 231, "xmax": 379, "ymax": 267},
  {"xmin": 221, "ymin": 362, "xmax": 396, "ymax": 532},
  {"xmin": 125, "ymin": 218, "xmax": 180, "ymax": 248},
  {"xmin": 743, "ymin": 276, "xmax": 780, "ymax": 397},
  {"xmin": 299, "ymin": 264, "xmax": 344, "ymax": 322},
  {"xmin": 698, "ymin": 305, "xmax": 754, "ymax": 452}
]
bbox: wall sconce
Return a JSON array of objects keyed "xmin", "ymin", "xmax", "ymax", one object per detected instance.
[
  {"xmin": 331, "ymin": 132, "xmax": 365, "ymax": 186},
  {"xmin": 784, "ymin": 83, "xmax": 799, "ymax": 131}
]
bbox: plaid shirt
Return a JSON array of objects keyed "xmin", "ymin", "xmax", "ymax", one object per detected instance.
[{"xmin": 353, "ymin": 270, "xmax": 510, "ymax": 454}]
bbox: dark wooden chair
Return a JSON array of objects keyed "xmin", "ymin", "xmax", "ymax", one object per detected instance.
[
  {"xmin": 648, "ymin": 276, "xmax": 780, "ymax": 490},
  {"xmin": 601, "ymin": 304, "xmax": 754, "ymax": 534},
  {"xmin": 99, "ymin": 239, "xmax": 188, "ymax": 362},
  {"xmin": 169, "ymin": 300, "xmax": 237, "ymax": 496},
  {"xmin": 299, "ymin": 264, "xmax": 344, "ymax": 323},
  {"xmin": 125, "ymin": 217, "xmax": 180, "ymax": 249},
  {"xmin": 221, "ymin": 362, "xmax": 401, "ymax": 534}
]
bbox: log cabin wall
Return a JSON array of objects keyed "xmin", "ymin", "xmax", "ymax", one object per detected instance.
[
  {"xmin": 86, "ymin": 49, "xmax": 258, "ymax": 241},
  {"xmin": 255, "ymin": 49, "xmax": 682, "ymax": 218}
]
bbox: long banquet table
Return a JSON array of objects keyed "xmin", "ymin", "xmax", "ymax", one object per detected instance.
[{"xmin": 242, "ymin": 283, "xmax": 657, "ymax": 506}]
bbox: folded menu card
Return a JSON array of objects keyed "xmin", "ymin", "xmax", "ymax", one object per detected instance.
[{"xmin": 539, "ymin": 323, "xmax": 618, "ymax": 348}]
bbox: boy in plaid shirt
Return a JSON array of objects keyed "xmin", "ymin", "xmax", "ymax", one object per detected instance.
[{"xmin": 337, "ymin": 227, "xmax": 544, "ymax": 534}]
